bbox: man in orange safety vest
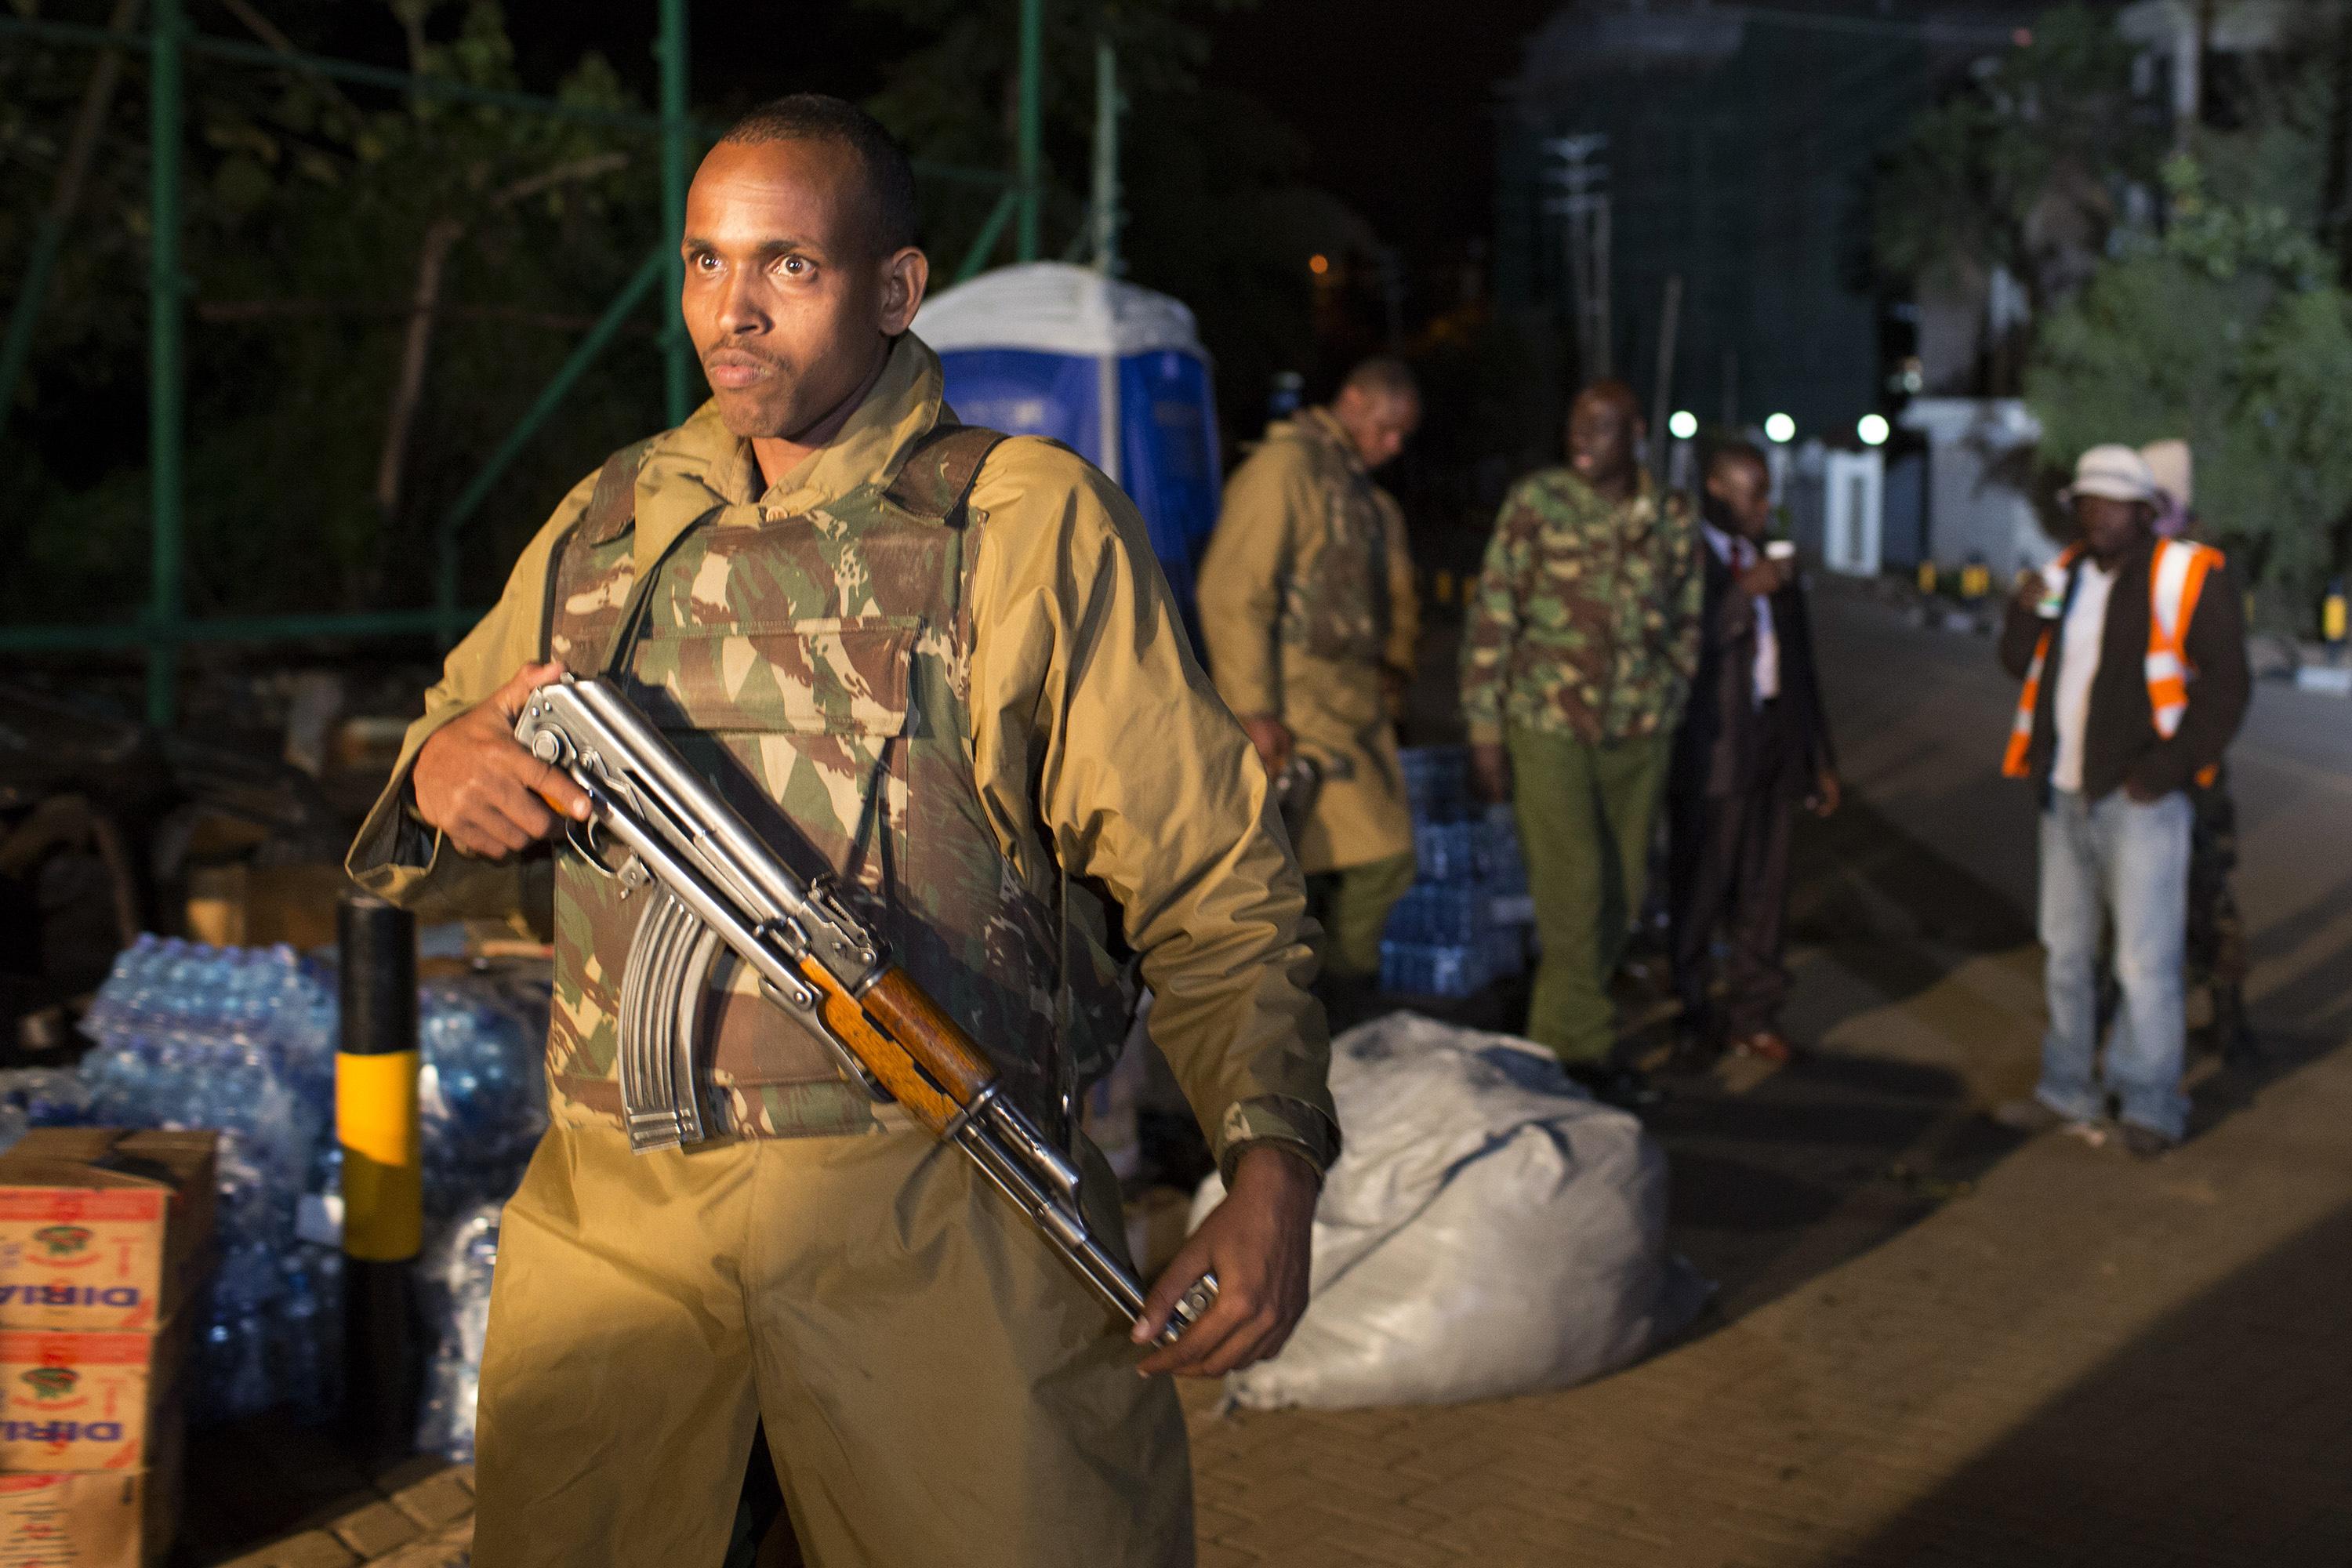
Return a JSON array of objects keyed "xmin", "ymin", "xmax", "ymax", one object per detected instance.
[{"xmin": 1992, "ymin": 445, "xmax": 2250, "ymax": 1157}]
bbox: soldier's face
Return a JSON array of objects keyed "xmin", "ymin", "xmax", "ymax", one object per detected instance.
[
  {"xmin": 681, "ymin": 139, "xmax": 927, "ymax": 441},
  {"xmin": 1334, "ymin": 385, "xmax": 1420, "ymax": 470},
  {"xmin": 1566, "ymin": 394, "xmax": 1639, "ymax": 485}
]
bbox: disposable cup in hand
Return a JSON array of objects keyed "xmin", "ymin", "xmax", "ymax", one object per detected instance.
[
  {"xmin": 1764, "ymin": 540, "xmax": 1796, "ymax": 562},
  {"xmin": 2037, "ymin": 560, "xmax": 2069, "ymax": 618}
]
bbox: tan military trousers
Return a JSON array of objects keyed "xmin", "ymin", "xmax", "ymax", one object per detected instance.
[{"xmin": 472, "ymin": 1120, "xmax": 1194, "ymax": 1567}]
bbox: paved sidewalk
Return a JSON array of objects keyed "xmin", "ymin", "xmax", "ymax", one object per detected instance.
[
  {"xmin": 1185, "ymin": 1025, "xmax": 2352, "ymax": 1567},
  {"xmin": 212, "ymin": 1461, "xmax": 473, "ymax": 1568}
]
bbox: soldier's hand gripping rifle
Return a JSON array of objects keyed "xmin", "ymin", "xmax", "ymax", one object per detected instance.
[{"xmin": 514, "ymin": 674, "xmax": 1216, "ymax": 1346}]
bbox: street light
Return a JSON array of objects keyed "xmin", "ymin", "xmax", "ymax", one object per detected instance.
[
  {"xmin": 1668, "ymin": 409, "xmax": 1698, "ymax": 441},
  {"xmin": 1857, "ymin": 413, "xmax": 1890, "ymax": 447},
  {"xmin": 1764, "ymin": 412, "xmax": 1795, "ymax": 444}
]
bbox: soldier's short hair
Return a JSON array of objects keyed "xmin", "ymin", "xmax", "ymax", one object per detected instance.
[
  {"xmin": 1572, "ymin": 378, "xmax": 1642, "ymax": 425},
  {"xmin": 721, "ymin": 94, "xmax": 921, "ymax": 255},
  {"xmin": 1340, "ymin": 355, "xmax": 1420, "ymax": 407},
  {"xmin": 1706, "ymin": 439, "xmax": 1769, "ymax": 481}
]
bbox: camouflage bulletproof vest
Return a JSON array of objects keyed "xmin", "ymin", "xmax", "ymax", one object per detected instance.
[
  {"xmin": 1279, "ymin": 416, "xmax": 1392, "ymax": 667},
  {"xmin": 538, "ymin": 423, "xmax": 1131, "ymax": 1141}
]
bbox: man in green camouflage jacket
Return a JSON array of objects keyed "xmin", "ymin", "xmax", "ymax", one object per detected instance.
[
  {"xmin": 346, "ymin": 97, "xmax": 1331, "ymax": 1568},
  {"xmin": 1460, "ymin": 380, "xmax": 1701, "ymax": 1094}
]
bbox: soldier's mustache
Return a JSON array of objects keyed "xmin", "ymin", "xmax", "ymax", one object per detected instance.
[{"xmin": 703, "ymin": 348, "xmax": 782, "ymax": 374}]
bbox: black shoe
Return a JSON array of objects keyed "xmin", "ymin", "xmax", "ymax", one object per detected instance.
[
  {"xmin": 1667, "ymin": 1007, "xmax": 1722, "ymax": 1073},
  {"xmin": 1665, "ymin": 1028, "xmax": 1719, "ymax": 1074},
  {"xmin": 1566, "ymin": 1062, "xmax": 1665, "ymax": 1109},
  {"xmin": 2119, "ymin": 1122, "xmax": 2178, "ymax": 1160}
]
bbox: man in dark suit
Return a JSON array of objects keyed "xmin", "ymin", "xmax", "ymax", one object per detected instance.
[{"xmin": 1667, "ymin": 441, "xmax": 1839, "ymax": 1064}]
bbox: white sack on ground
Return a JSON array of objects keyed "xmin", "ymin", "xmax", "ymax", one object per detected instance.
[{"xmin": 1190, "ymin": 1012, "xmax": 1708, "ymax": 1410}]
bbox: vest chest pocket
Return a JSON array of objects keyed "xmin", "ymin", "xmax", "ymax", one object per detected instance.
[
  {"xmin": 621, "ymin": 616, "xmax": 923, "ymax": 913},
  {"xmin": 625, "ymin": 616, "xmax": 920, "ymax": 738}
]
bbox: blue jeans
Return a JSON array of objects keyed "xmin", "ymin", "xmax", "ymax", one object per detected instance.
[{"xmin": 2036, "ymin": 788, "xmax": 2193, "ymax": 1139}]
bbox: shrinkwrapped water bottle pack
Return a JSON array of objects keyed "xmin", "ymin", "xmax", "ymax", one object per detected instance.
[
  {"xmin": 415, "ymin": 1202, "xmax": 503, "ymax": 1462},
  {"xmin": 1381, "ymin": 747, "xmax": 1537, "ymax": 999},
  {"xmin": 49, "ymin": 934, "xmax": 550, "ymax": 1427}
]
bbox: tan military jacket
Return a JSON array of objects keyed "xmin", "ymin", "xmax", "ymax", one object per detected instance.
[
  {"xmin": 347, "ymin": 334, "xmax": 1338, "ymax": 1175},
  {"xmin": 1196, "ymin": 407, "xmax": 1417, "ymax": 876}
]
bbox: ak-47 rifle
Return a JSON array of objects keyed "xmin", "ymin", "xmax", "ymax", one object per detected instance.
[{"xmin": 514, "ymin": 674, "xmax": 1216, "ymax": 1345}]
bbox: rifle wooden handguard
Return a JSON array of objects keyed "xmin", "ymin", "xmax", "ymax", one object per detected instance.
[{"xmin": 797, "ymin": 959, "xmax": 994, "ymax": 1136}]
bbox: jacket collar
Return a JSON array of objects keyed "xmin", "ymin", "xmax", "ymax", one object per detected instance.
[
  {"xmin": 622, "ymin": 333, "xmax": 949, "ymax": 576},
  {"xmin": 1555, "ymin": 465, "xmax": 1658, "ymax": 524},
  {"xmin": 1285, "ymin": 406, "xmax": 1369, "ymax": 478}
]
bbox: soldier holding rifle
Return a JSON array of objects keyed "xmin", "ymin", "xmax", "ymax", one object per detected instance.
[{"xmin": 347, "ymin": 96, "xmax": 1334, "ymax": 1567}]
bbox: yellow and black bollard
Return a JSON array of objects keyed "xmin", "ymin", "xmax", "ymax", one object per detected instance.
[
  {"xmin": 337, "ymin": 890, "xmax": 423, "ymax": 1457},
  {"xmin": 1916, "ymin": 561, "xmax": 1939, "ymax": 597},
  {"xmin": 2325, "ymin": 578, "xmax": 2347, "ymax": 654}
]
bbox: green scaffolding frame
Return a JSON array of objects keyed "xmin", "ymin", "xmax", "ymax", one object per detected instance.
[{"xmin": 0, "ymin": 0, "xmax": 1050, "ymax": 726}]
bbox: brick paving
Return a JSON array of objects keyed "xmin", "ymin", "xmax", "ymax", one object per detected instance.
[
  {"xmin": 213, "ymin": 1464, "xmax": 473, "ymax": 1568},
  {"xmin": 220, "ymin": 1017, "xmax": 2352, "ymax": 1568},
  {"xmin": 1183, "ymin": 1026, "xmax": 2352, "ymax": 1567}
]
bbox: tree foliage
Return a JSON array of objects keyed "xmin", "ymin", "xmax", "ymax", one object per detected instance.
[
  {"xmin": 2027, "ymin": 160, "xmax": 2352, "ymax": 621},
  {"xmin": 1, "ymin": 0, "xmax": 662, "ymax": 626},
  {"xmin": 1871, "ymin": 5, "xmax": 2161, "ymax": 313}
]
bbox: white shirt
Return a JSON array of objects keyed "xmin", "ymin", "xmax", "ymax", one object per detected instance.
[
  {"xmin": 2050, "ymin": 560, "xmax": 2115, "ymax": 793},
  {"xmin": 1704, "ymin": 524, "xmax": 1780, "ymax": 704}
]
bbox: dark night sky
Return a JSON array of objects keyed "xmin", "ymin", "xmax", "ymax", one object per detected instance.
[
  {"xmin": 1201, "ymin": 0, "xmax": 1564, "ymax": 256},
  {"xmin": 497, "ymin": 0, "xmax": 1568, "ymax": 267}
]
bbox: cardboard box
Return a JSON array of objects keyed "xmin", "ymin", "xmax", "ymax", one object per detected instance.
[
  {"xmin": 0, "ymin": 1327, "xmax": 183, "ymax": 1475},
  {"xmin": 0, "ymin": 1419, "xmax": 180, "ymax": 1566},
  {"xmin": 183, "ymin": 861, "xmax": 350, "ymax": 950},
  {"xmin": 0, "ymin": 1133, "xmax": 216, "ymax": 1335}
]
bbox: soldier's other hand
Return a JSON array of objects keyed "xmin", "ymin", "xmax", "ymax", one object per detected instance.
[
  {"xmin": 1240, "ymin": 714, "xmax": 1293, "ymax": 775},
  {"xmin": 1134, "ymin": 1143, "xmax": 1319, "ymax": 1379},
  {"xmin": 1470, "ymin": 741, "xmax": 1511, "ymax": 804},
  {"xmin": 1809, "ymin": 769, "xmax": 1842, "ymax": 818},
  {"xmin": 412, "ymin": 662, "xmax": 592, "ymax": 858}
]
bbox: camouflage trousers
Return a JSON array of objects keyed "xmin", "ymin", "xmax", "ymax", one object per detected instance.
[
  {"xmin": 472, "ymin": 1123, "xmax": 1192, "ymax": 1568},
  {"xmin": 2187, "ymin": 774, "xmax": 2247, "ymax": 989}
]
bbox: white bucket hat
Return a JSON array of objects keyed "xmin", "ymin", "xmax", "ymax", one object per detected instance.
[{"xmin": 2061, "ymin": 444, "xmax": 2161, "ymax": 506}]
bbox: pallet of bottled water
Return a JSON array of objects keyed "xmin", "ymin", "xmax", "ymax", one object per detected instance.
[
  {"xmin": 2, "ymin": 935, "xmax": 554, "ymax": 1428},
  {"xmin": 1380, "ymin": 749, "xmax": 1535, "ymax": 998}
]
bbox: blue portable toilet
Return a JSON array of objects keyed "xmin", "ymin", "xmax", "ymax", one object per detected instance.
[{"xmin": 912, "ymin": 263, "xmax": 1222, "ymax": 630}]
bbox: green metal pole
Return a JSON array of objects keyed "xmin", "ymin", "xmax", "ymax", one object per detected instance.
[
  {"xmin": 147, "ymin": 0, "xmax": 183, "ymax": 729},
  {"xmin": 434, "ymin": 245, "xmax": 669, "ymax": 646},
  {"xmin": 1091, "ymin": 38, "xmax": 1120, "ymax": 274},
  {"xmin": 955, "ymin": 188, "xmax": 1021, "ymax": 285},
  {"xmin": 657, "ymin": 0, "xmax": 692, "ymax": 426},
  {"xmin": 1015, "ymin": 0, "xmax": 1044, "ymax": 262}
]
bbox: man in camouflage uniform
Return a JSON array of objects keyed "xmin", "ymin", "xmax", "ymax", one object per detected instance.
[
  {"xmin": 1461, "ymin": 380, "xmax": 1701, "ymax": 1097},
  {"xmin": 347, "ymin": 97, "xmax": 1333, "ymax": 1568},
  {"xmin": 1196, "ymin": 358, "xmax": 1421, "ymax": 1003},
  {"xmin": 2142, "ymin": 440, "xmax": 2252, "ymax": 1062}
]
